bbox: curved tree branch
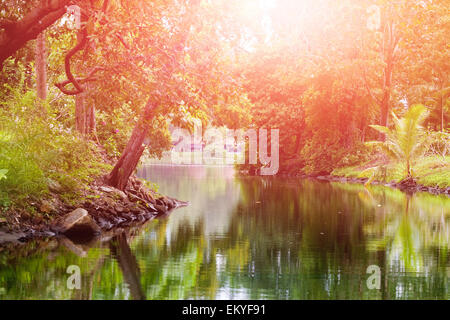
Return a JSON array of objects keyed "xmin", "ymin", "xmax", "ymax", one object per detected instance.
[
  {"xmin": 55, "ymin": 28, "xmax": 89, "ymax": 95},
  {"xmin": 55, "ymin": 66, "xmax": 104, "ymax": 95}
]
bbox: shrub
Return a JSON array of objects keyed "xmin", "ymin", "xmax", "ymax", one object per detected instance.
[{"xmin": 0, "ymin": 88, "xmax": 109, "ymax": 213}]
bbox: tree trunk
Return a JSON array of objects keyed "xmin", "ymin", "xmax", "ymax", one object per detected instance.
[
  {"xmin": 441, "ymin": 97, "xmax": 444, "ymax": 132},
  {"xmin": 379, "ymin": 51, "xmax": 394, "ymax": 140},
  {"xmin": 294, "ymin": 132, "xmax": 302, "ymax": 155},
  {"xmin": 87, "ymin": 99, "xmax": 97, "ymax": 137},
  {"xmin": 107, "ymin": 99, "xmax": 156, "ymax": 190},
  {"xmin": 74, "ymin": 26, "xmax": 96, "ymax": 137},
  {"xmin": 75, "ymin": 27, "xmax": 86, "ymax": 134},
  {"xmin": 406, "ymin": 159, "xmax": 410, "ymax": 177},
  {"xmin": 75, "ymin": 84, "xmax": 96, "ymax": 136},
  {"xmin": 35, "ymin": 31, "xmax": 47, "ymax": 113},
  {"xmin": 378, "ymin": 20, "xmax": 398, "ymax": 141},
  {"xmin": 75, "ymin": 90, "xmax": 86, "ymax": 133}
]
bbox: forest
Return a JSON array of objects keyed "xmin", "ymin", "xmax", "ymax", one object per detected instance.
[
  {"xmin": 0, "ymin": 0, "xmax": 449, "ymax": 303},
  {"xmin": 0, "ymin": 0, "xmax": 449, "ymax": 231}
]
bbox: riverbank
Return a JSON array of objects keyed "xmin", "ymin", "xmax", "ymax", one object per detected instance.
[
  {"xmin": 330, "ymin": 156, "xmax": 450, "ymax": 195},
  {"xmin": 238, "ymin": 155, "xmax": 450, "ymax": 195},
  {"xmin": 0, "ymin": 174, "xmax": 188, "ymax": 245},
  {"xmin": 0, "ymin": 108, "xmax": 188, "ymax": 244},
  {"xmin": 314, "ymin": 174, "xmax": 450, "ymax": 195}
]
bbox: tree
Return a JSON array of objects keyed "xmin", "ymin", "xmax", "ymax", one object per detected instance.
[
  {"xmin": 0, "ymin": 0, "xmax": 70, "ymax": 65},
  {"xmin": 2, "ymin": 0, "xmax": 252, "ymax": 190},
  {"xmin": 107, "ymin": 99, "xmax": 156, "ymax": 190},
  {"xmin": 2, "ymin": 0, "xmax": 447, "ymax": 183},
  {"xmin": 396, "ymin": 0, "xmax": 450, "ymax": 132},
  {"xmin": 35, "ymin": 30, "xmax": 47, "ymax": 112},
  {"xmin": 104, "ymin": 0, "xmax": 253, "ymax": 189},
  {"xmin": 366, "ymin": 104, "xmax": 430, "ymax": 177},
  {"xmin": 238, "ymin": 0, "xmax": 377, "ymax": 174}
]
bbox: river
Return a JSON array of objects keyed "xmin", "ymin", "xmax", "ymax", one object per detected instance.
[{"xmin": 0, "ymin": 165, "xmax": 448, "ymax": 299}]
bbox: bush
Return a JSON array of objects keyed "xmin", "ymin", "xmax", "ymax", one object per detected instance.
[{"xmin": 0, "ymin": 89, "xmax": 109, "ymax": 213}]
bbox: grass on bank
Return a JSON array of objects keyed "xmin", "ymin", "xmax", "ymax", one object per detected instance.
[
  {"xmin": 334, "ymin": 106, "xmax": 449, "ymax": 189},
  {"xmin": 0, "ymin": 90, "xmax": 110, "ymax": 216},
  {"xmin": 332, "ymin": 155, "xmax": 450, "ymax": 188}
]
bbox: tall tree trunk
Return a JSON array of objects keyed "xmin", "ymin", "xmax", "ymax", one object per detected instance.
[
  {"xmin": 75, "ymin": 84, "xmax": 96, "ymax": 136},
  {"xmin": 378, "ymin": 19, "xmax": 399, "ymax": 141},
  {"xmin": 440, "ymin": 82, "xmax": 444, "ymax": 132},
  {"xmin": 75, "ymin": 28, "xmax": 86, "ymax": 134},
  {"xmin": 107, "ymin": 99, "xmax": 156, "ymax": 190},
  {"xmin": 294, "ymin": 132, "xmax": 302, "ymax": 155},
  {"xmin": 379, "ymin": 43, "xmax": 394, "ymax": 140},
  {"xmin": 87, "ymin": 98, "xmax": 97, "ymax": 137},
  {"xmin": 75, "ymin": 89, "xmax": 86, "ymax": 133},
  {"xmin": 74, "ymin": 26, "xmax": 97, "ymax": 137},
  {"xmin": 35, "ymin": 31, "xmax": 47, "ymax": 112}
]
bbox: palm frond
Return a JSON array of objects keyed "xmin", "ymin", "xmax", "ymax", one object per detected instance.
[
  {"xmin": 366, "ymin": 104, "xmax": 430, "ymax": 178},
  {"xmin": 369, "ymin": 124, "xmax": 391, "ymax": 136}
]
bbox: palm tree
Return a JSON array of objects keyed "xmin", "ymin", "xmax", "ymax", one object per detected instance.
[{"xmin": 366, "ymin": 104, "xmax": 430, "ymax": 178}]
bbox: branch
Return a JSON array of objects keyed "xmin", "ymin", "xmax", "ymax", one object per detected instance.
[
  {"xmin": 55, "ymin": 66, "xmax": 104, "ymax": 95},
  {"xmin": 0, "ymin": 0, "xmax": 71, "ymax": 65}
]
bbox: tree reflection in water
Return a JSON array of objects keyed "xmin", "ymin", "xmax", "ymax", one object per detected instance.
[{"xmin": 0, "ymin": 166, "xmax": 448, "ymax": 299}]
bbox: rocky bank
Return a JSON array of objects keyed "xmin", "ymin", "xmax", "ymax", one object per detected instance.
[{"xmin": 0, "ymin": 175, "xmax": 188, "ymax": 245}]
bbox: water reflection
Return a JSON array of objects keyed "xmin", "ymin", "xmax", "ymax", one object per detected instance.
[
  {"xmin": 0, "ymin": 165, "xmax": 448, "ymax": 299},
  {"xmin": 110, "ymin": 234, "xmax": 145, "ymax": 300}
]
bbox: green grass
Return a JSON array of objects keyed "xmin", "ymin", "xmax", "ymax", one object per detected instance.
[
  {"xmin": 0, "ymin": 92, "xmax": 111, "ymax": 215},
  {"xmin": 332, "ymin": 156, "xmax": 450, "ymax": 188}
]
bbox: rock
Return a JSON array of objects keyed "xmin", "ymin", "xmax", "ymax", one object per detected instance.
[
  {"xmin": 114, "ymin": 204, "xmax": 125, "ymax": 213},
  {"xmin": 128, "ymin": 192, "xmax": 146, "ymax": 203},
  {"xmin": 100, "ymin": 185, "xmax": 128, "ymax": 201},
  {"xmin": 40, "ymin": 230, "xmax": 56, "ymax": 237},
  {"xmin": 154, "ymin": 203, "xmax": 167, "ymax": 214},
  {"xmin": 52, "ymin": 208, "xmax": 101, "ymax": 236},
  {"xmin": 114, "ymin": 190, "xmax": 128, "ymax": 200},
  {"xmin": 146, "ymin": 202, "xmax": 157, "ymax": 212},
  {"xmin": 0, "ymin": 231, "xmax": 25, "ymax": 244},
  {"xmin": 398, "ymin": 176, "xmax": 417, "ymax": 189},
  {"xmin": 97, "ymin": 217, "xmax": 113, "ymax": 230},
  {"xmin": 131, "ymin": 206, "xmax": 143, "ymax": 214},
  {"xmin": 158, "ymin": 196, "xmax": 175, "ymax": 209},
  {"xmin": 100, "ymin": 186, "xmax": 114, "ymax": 193},
  {"xmin": 143, "ymin": 212, "xmax": 154, "ymax": 219}
]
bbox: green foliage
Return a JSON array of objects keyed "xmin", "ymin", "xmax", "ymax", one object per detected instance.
[
  {"xmin": 0, "ymin": 88, "xmax": 109, "ymax": 213},
  {"xmin": 96, "ymin": 106, "xmax": 135, "ymax": 159},
  {"xmin": 332, "ymin": 156, "xmax": 450, "ymax": 188},
  {"xmin": 0, "ymin": 169, "xmax": 7, "ymax": 181},
  {"xmin": 366, "ymin": 104, "xmax": 430, "ymax": 177}
]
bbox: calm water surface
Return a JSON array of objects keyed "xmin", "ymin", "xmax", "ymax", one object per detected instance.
[{"xmin": 0, "ymin": 165, "xmax": 449, "ymax": 299}]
